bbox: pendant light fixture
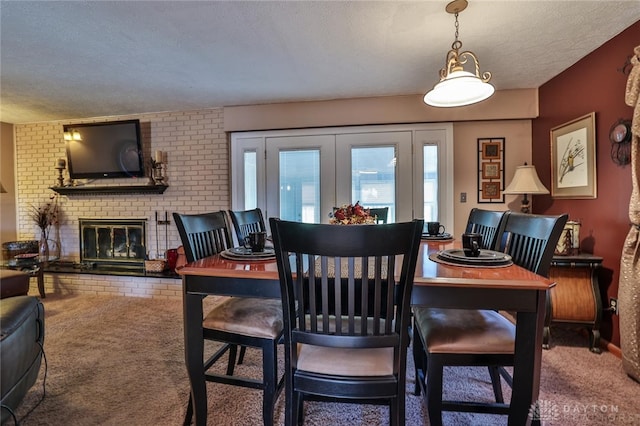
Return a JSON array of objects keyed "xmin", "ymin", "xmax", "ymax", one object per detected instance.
[{"xmin": 424, "ymin": 0, "xmax": 494, "ymax": 108}]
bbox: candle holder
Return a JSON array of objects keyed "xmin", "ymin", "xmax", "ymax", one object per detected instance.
[
  {"xmin": 151, "ymin": 159, "xmax": 165, "ymax": 185},
  {"xmin": 55, "ymin": 158, "xmax": 66, "ymax": 187}
]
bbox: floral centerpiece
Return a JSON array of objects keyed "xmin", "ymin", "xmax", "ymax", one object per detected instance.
[
  {"xmin": 330, "ymin": 202, "xmax": 376, "ymax": 225},
  {"xmin": 29, "ymin": 194, "xmax": 59, "ymax": 260}
]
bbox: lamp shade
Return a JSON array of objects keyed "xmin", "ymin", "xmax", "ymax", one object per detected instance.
[
  {"xmin": 424, "ymin": 70, "xmax": 495, "ymax": 108},
  {"xmin": 503, "ymin": 165, "xmax": 549, "ymax": 195}
]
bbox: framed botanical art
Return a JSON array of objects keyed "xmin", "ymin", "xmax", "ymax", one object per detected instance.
[
  {"xmin": 477, "ymin": 138, "xmax": 505, "ymax": 203},
  {"xmin": 550, "ymin": 112, "xmax": 597, "ymax": 199}
]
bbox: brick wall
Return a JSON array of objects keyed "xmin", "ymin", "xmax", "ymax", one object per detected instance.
[{"xmin": 15, "ymin": 108, "xmax": 228, "ymax": 299}]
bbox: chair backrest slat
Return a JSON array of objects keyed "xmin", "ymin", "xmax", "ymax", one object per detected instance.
[
  {"xmin": 498, "ymin": 212, "xmax": 568, "ymax": 277},
  {"xmin": 173, "ymin": 211, "xmax": 232, "ymax": 262}
]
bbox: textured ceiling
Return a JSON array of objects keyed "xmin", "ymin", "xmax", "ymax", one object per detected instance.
[{"xmin": 1, "ymin": 1, "xmax": 639, "ymax": 124}]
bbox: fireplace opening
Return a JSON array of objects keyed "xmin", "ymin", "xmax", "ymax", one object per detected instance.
[{"xmin": 79, "ymin": 218, "xmax": 147, "ymax": 269}]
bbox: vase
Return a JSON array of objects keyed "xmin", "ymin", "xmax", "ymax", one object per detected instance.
[
  {"xmin": 39, "ymin": 231, "xmax": 50, "ymax": 263},
  {"xmin": 166, "ymin": 248, "xmax": 178, "ymax": 271}
]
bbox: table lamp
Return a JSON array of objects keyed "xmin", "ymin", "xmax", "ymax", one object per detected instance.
[{"xmin": 503, "ymin": 163, "xmax": 549, "ymax": 213}]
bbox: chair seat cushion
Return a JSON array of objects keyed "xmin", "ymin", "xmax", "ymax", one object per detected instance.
[
  {"xmin": 297, "ymin": 343, "xmax": 393, "ymax": 377},
  {"xmin": 414, "ymin": 308, "xmax": 515, "ymax": 354},
  {"xmin": 203, "ymin": 297, "xmax": 283, "ymax": 339}
]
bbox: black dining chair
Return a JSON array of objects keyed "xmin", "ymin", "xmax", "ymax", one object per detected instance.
[
  {"xmin": 412, "ymin": 208, "xmax": 509, "ymax": 397},
  {"xmin": 228, "ymin": 207, "xmax": 267, "ymax": 247},
  {"xmin": 412, "ymin": 212, "xmax": 568, "ymax": 426},
  {"xmin": 368, "ymin": 207, "xmax": 389, "ymax": 224},
  {"xmin": 270, "ymin": 218, "xmax": 423, "ymax": 426},
  {"xmin": 173, "ymin": 210, "xmax": 284, "ymax": 426},
  {"xmin": 465, "ymin": 208, "xmax": 510, "ymax": 251}
]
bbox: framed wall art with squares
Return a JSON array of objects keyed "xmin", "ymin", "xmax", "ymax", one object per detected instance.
[{"xmin": 477, "ymin": 137, "xmax": 505, "ymax": 203}]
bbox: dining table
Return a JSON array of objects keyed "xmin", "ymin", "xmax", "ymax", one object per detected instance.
[{"xmin": 177, "ymin": 238, "xmax": 552, "ymax": 426}]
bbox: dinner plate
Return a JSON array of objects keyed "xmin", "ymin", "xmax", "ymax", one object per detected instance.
[
  {"xmin": 221, "ymin": 247, "xmax": 276, "ymax": 261},
  {"xmin": 437, "ymin": 248, "xmax": 512, "ymax": 266},
  {"xmin": 421, "ymin": 232, "xmax": 453, "ymax": 241}
]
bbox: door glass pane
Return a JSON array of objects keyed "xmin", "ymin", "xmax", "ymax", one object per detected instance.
[
  {"xmin": 424, "ymin": 144, "xmax": 438, "ymax": 221},
  {"xmin": 351, "ymin": 147, "xmax": 396, "ymax": 222},
  {"xmin": 279, "ymin": 150, "xmax": 320, "ymax": 223},
  {"xmin": 243, "ymin": 151, "xmax": 257, "ymax": 209}
]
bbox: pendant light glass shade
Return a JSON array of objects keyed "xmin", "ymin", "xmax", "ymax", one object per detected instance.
[
  {"xmin": 424, "ymin": 0, "xmax": 494, "ymax": 108},
  {"xmin": 424, "ymin": 69, "xmax": 495, "ymax": 107}
]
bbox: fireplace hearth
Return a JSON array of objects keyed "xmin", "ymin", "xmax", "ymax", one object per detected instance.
[{"xmin": 80, "ymin": 218, "xmax": 147, "ymax": 268}]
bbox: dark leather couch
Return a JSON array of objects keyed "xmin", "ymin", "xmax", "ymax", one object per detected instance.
[{"xmin": 0, "ymin": 269, "xmax": 45, "ymax": 424}]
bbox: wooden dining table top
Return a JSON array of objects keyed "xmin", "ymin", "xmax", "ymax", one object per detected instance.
[{"xmin": 177, "ymin": 239, "xmax": 553, "ymax": 291}]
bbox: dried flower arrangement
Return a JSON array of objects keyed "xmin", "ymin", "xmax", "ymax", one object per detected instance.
[
  {"xmin": 330, "ymin": 202, "xmax": 376, "ymax": 225},
  {"xmin": 29, "ymin": 194, "xmax": 59, "ymax": 239}
]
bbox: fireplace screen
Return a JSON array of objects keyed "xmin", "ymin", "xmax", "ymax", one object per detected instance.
[{"xmin": 80, "ymin": 218, "xmax": 147, "ymax": 267}]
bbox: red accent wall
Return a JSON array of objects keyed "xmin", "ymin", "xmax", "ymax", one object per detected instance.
[{"xmin": 532, "ymin": 21, "xmax": 640, "ymax": 347}]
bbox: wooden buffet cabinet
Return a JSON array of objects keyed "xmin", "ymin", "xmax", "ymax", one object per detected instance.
[{"xmin": 544, "ymin": 254, "xmax": 603, "ymax": 353}]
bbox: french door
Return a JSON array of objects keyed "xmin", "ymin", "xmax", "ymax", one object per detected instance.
[{"xmin": 231, "ymin": 123, "xmax": 453, "ymax": 230}]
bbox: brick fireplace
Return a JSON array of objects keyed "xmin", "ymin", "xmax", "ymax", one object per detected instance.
[{"xmin": 80, "ymin": 218, "xmax": 147, "ymax": 269}]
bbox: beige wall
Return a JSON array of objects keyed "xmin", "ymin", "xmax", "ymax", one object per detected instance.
[
  {"xmin": 1, "ymin": 122, "xmax": 17, "ymax": 246},
  {"xmin": 452, "ymin": 120, "xmax": 532, "ymax": 237},
  {"xmin": 224, "ymin": 89, "xmax": 538, "ymax": 131}
]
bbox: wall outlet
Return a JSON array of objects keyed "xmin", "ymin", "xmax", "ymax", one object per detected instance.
[
  {"xmin": 609, "ymin": 298, "xmax": 618, "ymax": 315},
  {"xmin": 460, "ymin": 192, "xmax": 467, "ymax": 203}
]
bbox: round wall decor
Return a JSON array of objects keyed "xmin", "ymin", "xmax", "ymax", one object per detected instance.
[{"xmin": 609, "ymin": 119, "xmax": 632, "ymax": 166}]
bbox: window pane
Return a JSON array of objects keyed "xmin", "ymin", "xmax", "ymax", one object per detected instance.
[
  {"xmin": 351, "ymin": 146, "xmax": 396, "ymax": 222},
  {"xmin": 279, "ymin": 150, "xmax": 320, "ymax": 223},
  {"xmin": 243, "ymin": 151, "xmax": 257, "ymax": 209},
  {"xmin": 424, "ymin": 145, "xmax": 438, "ymax": 221}
]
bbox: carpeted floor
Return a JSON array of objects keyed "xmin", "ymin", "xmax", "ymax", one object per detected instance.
[{"xmin": 12, "ymin": 294, "xmax": 640, "ymax": 425}]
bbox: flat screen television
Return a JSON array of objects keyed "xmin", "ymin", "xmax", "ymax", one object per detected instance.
[{"xmin": 64, "ymin": 119, "xmax": 145, "ymax": 179}]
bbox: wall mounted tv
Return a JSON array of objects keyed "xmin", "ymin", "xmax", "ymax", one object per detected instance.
[{"xmin": 64, "ymin": 119, "xmax": 145, "ymax": 179}]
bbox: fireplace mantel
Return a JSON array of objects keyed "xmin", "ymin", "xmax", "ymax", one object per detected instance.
[{"xmin": 50, "ymin": 184, "xmax": 168, "ymax": 196}]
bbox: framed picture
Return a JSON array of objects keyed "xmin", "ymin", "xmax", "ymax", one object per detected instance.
[
  {"xmin": 482, "ymin": 162, "xmax": 500, "ymax": 179},
  {"xmin": 477, "ymin": 137, "xmax": 505, "ymax": 203},
  {"xmin": 550, "ymin": 112, "xmax": 597, "ymax": 199},
  {"xmin": 482, "ymin": 182, "xmax": 501, "ymax": 199},
  {"xmin": 481, "ymin": 141, "xmax": 501, "ymax": 159}
]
